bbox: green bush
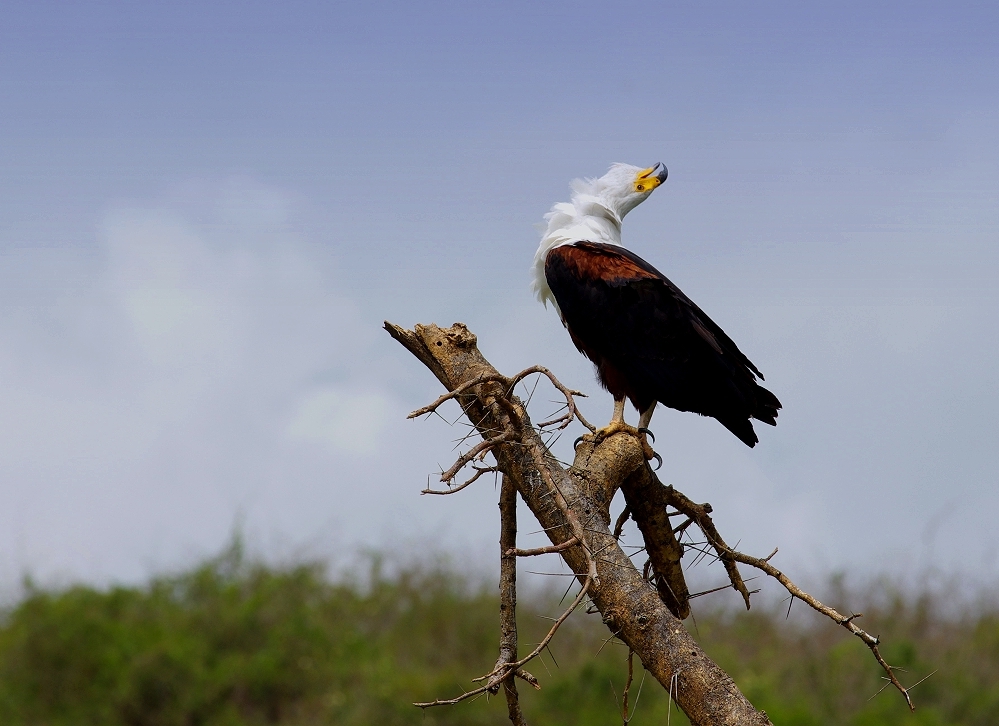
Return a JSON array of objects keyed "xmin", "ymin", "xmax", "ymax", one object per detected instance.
[{"xmin": 0, "ymin": 543, "xmax": 995, "ymax": 725}]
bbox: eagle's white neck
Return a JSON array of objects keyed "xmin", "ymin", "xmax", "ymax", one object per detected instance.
[{"xmin": 531, "ymin": 193, "xmax": 623, "ymax": 310}]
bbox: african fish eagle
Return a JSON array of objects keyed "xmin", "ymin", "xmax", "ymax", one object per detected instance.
[{"xmin": 532, "ymin": 163, "xmax": 781, "ymax": 451}]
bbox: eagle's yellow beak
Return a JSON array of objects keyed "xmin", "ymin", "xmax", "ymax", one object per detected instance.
[{"xmin": 634, "ymin": 162, "xmax": 668, "ymax": 193}]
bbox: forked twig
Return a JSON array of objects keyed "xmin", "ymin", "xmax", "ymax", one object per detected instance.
[
  {"xmin": 408, "ymin": 373, "xmax": 513, "ymax": 420},
  {"xmin": 408, "ymin": 366, "xmax": 594, "ymax": 432},
  {"xmin": 507, "ymin": 365, "xmax": 595, "ymax": 432},
  {"xmin": 439, "ymin": 432, "xmax": 515, "ymax": 483}
]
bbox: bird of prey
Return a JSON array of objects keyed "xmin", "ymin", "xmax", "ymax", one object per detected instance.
[{"xmin": 532, "ymin": 163, "xmax": 780, "ymax": 455}]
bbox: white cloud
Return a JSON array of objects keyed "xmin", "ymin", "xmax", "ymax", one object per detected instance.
[{"xmin": 0, "ymin": 178, "xmax": 422, "ymax": 587}]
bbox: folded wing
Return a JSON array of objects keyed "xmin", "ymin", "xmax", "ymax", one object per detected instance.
[{"xmin": 544, "ymin": 241, "xmax": 781, "ymax": 447}]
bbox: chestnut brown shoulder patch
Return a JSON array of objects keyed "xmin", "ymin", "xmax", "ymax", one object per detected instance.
[{"xmin": 546, "ymin": 242, "xmax": 661, "ymax": 284}]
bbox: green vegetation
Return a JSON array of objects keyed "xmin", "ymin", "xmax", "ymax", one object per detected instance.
[{"xmin": 0, "ymin": 543, "xmax": 996, "ymax": 725}]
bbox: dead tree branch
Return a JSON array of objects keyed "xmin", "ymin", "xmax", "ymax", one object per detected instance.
[
  {"xmin": 388, "ymin": 321, "xmax": 773, "ymax": 726},
  {"xmin": 617, "ymin": 465, "xmax": 691, "ymax": 619},
  {"xmin": 494, "ymin": 475, "xmax": 530, "ymax": 724},
  {"xmin": 634, "ymin": 468, "xmax": 928, "ymax": 709},
  {"xmin": 389, "ymin": 319, "xmax": 931, "ymax": 720},
  {"xmin": 723, "ymin": 544, "xmax": 920, "ymax": 710}
]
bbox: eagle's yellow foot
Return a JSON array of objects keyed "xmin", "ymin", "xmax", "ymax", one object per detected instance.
[
  {"xmin": 576, "ymin": 422, "xmax": 659, "ymax": 464},
  {"xmin": 591, "ymin": 420, "xmax": 640, "ymax": 444}
]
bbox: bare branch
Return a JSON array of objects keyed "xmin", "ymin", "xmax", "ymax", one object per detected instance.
[
  {"xmin": 659, "ymin": 484, "xmax": 752, "ymax": 609},
  {"xmin": 407, "ymin": 372, "xmax": 512, "ymax": 419},
  {"xmin": 392, "ymin": 321, "xmax": 777, "ymax": 725},
  {"xmin": 724, "ymin": 544, "xmax": 923, "ymax": 711},
  {"xmin": 496, "ymin": 475, "xmax": 528, "ymax": 725}
]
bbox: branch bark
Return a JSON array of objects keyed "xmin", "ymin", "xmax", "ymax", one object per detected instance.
[
  {"xmin": 618, "ymin": 465, "xmax": 691, "ymax": 618},
  {"xmin": 496, "ymin": 474, "xmax": 528, "ymax": 725},
  {"xmin": 386, "ymin": 321, "xmax": 773, "ymax": 726}
]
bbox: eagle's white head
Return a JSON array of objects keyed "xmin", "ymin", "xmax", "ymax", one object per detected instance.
[
  {"xmin": 571, "ymin": 162, "xmax": 669, "ymax": 221},
  {"xmin": 532, "ymin": 162, "xmax": 668, "ymax": 308}
]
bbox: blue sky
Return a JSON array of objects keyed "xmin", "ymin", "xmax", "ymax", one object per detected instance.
[{"xmin": 1, "ymin": 1, "xmax": 997, "ymax": 591}]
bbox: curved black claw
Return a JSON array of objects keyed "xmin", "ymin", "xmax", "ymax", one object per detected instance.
[
  {"xmin": 573, "ymin": 435, "xmax": 586, "ymax": 450},
  {"xmin": 637, "ymin": 427, "xmax": 655, "ymax": 443},
  {"xmin": 651, "ymin": 452, "xmax": 663, "ymax": 471}
]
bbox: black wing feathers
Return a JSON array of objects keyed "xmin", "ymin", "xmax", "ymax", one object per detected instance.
[{"xmin": 544, "ymin": 242, "xmax": 781, "ymax": 447}]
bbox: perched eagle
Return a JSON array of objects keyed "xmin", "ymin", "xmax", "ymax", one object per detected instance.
[{"xmin": 532, "ymin": 163, "xmax": 780, "ymax": 450}]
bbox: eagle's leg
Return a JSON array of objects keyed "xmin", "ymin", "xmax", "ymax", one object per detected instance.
[
  {"xmin": 610, "ymin": 397, "xmax": 627, "ymax": 425},
  {"xmin": 637, "ymin": 402, "xmax": 657, "ymax": 461}
]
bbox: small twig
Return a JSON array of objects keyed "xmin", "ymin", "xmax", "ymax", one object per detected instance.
[
  {"xmin": 672, "ymin": 517, "xmax": 695, "ymax": 536},
  {"xmin": 422, "ymin": 465, "xmax": 499, "ymax": 495},
  {"xmin": 516, "ymin": 669, "xmax": 541, "ymax": 690},
  {"xmin": 507, "ymin": 536, "xmax": 580, "ymax": 558},
  {"xmin": 439, "ymin": 432, "xmax": 514, "ymax": 483},
  {"xmin": 621, "ymin": 648, "xmax": 635, "ymax": 724},
  {"xmin": 416, "ymin": 582, "xmax": 588, "ymax": 711},
  {"xmin": 613, "ymin": 506, "xmax": 631, "ymax": 540},
  {"xmin": 474, "ymin": 575, "xmax": 593, "ymax": 685}
]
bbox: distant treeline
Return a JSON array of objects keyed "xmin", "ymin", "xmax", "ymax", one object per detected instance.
[{"xmin": 0, "ymin": 543, "xmax": 996, "ymax": 725}]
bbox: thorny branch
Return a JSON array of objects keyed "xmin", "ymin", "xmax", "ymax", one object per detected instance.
[
  {"xmin": 722, "ymin": 544, "xmax": 925, "ymax": 710},
  {"xmin": 493, "ymin": 474, "xmax": 530, "ymax": 725},
  {"xmin": 507, "ymin": 365, "xmax": 596, "ymax": 431},
  {"xmin": 408, "ymin": 366, "xmax": 595, "ymax": 432},
  {"xmin": 438, "ymin": 431, "xmax": 516, "ymax": 484},
  {"xmin": 388, "ymin": 321, "xmax": 927, "ymax": 724},
  {"xmin": 651, "ymin": 476, "xmax": 927, "ymax": 708},
  {"xmin": 658, "ymin": 485, "xmax": 752, "ymax": 609},
  {"xmin": 412, "ymin": 362, "xmax": 595, "ymax": 712}
]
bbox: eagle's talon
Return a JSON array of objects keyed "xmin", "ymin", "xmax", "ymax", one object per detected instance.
[
  {"xmin": 573, "ymin": 435, "xmax": 586, "ymax": 449},
  {"xmin": 638, "ymin": 427, "xmax": 655, "ymax": 443},
  {"xmin": 651, "ymin": 452, "xmax": 663, "ymax": 470}
]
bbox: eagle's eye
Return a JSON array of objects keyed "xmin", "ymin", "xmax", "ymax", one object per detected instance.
[{"xmin": 636, "ymin": 184, "xmax": 645, "ymax": 192}]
